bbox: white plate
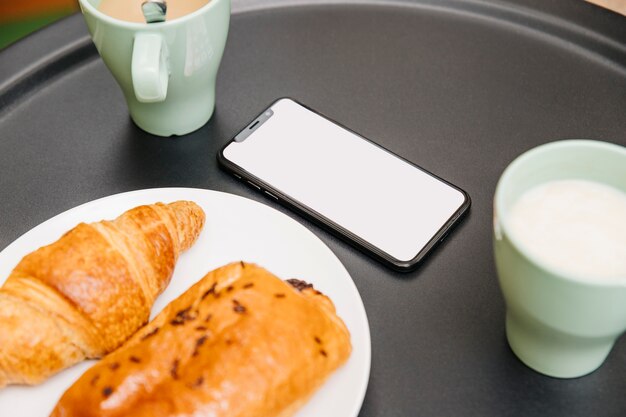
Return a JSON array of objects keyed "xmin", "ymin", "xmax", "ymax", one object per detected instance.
[{"xmin": 0, "ymin": 188, "xmax": 371, "ymax": 417}]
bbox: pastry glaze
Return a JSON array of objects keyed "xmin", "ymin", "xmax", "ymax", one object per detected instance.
[
  {"xmin": 0, "ymin": 201, "xmax": 205, "ymax": 387},
  {"xmin": 52, "ymin": 262, "xmax": 351, "ymax": 417}
]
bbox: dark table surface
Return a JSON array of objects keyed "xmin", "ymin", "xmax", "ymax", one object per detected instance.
[{"xmin": 1, "ymin": 0, "xmax": 625, "ymax": 416}]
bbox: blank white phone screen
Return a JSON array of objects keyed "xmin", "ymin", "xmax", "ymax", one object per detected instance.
[{"xmin": 223, "ymin": 99, "xmax": 466, "ymax": 262}]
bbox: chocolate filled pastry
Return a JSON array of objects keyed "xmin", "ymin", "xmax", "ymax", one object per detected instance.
[
  {"xmin": 52, "ymin": 262, "xmax": 352, "ymax": 417},
  {"xmin": 0, "ymin": 201, "xmax": 205, "ymax": 387}
]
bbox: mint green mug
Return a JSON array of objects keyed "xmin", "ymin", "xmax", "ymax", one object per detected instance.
[
  {"xmin": 79, "ymin": 0, "xmax": 230, "ymax": 136},
  {"xmin": 494, "ymin": 140, "xmax": 626, "ymax": 378}
]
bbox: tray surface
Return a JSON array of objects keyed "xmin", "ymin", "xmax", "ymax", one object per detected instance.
[{"xmin": 0, "ymin": 1, "xmax": 625, "ymax": 416}]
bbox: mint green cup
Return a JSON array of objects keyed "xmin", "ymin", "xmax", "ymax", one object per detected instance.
[
  {"xmin": 494, "ymin": 140, "xmax": 626, "ymax": 378},
  {"xmin": 79, "ymin": 0, "xmax": 230, "ymax": 136}
]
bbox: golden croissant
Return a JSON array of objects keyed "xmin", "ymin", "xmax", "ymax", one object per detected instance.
[
  {"xmin": 52, "ymin": 262, "xmax": 352, "ymax": 417},
  {"xmin": 0, "ymin": 201, "xmax": 205, "ymax": 387}
]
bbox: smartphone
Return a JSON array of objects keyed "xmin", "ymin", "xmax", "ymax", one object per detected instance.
[{"xmin": 218, "ymin": 98, "xmax": 470, "ymax": 271}]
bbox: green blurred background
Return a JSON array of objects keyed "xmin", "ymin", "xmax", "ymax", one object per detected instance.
[{"xmin": 0, "ymin": 0, "xmax": 79, "ymax": 50}]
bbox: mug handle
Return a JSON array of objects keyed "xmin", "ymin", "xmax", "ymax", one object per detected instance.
[{"xmin": 132, "ymin": 33, "xmax": 169, "ymax": 103}]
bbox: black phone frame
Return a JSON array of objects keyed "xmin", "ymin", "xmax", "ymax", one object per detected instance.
[{"xmin": 217, "ymin": 97, "xmax": 471, "ymax": 271}]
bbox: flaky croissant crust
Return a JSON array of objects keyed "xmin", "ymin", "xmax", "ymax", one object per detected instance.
[
  {"xmin": 52, "ymin": 262, "xmax": 351, "ymax": 417},
  {"xmin": 0, "ymin": 201, "xmax": 205, "ymax": 387}
]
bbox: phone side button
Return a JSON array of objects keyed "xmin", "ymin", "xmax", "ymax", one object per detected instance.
[
  {"xmin": 264, "ymin": 190, "xmax": 279, "ymax": 201},
  {"xmin": 247, "ymin": 181, "xmax": 261, "ymax": 191}
]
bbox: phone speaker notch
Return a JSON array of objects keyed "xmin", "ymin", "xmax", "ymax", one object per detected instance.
[{"xmin": 234, "ymin": 108, "xmax": 274, "ymax": 142}]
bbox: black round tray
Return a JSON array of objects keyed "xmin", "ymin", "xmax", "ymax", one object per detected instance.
[{"xmin": 1, "ymin": 1, "xmax": 625, "ymax": 416}]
